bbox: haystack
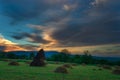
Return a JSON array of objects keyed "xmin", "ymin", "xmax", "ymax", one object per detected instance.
[
  {"xmin": 71, "ymin": 63, "xmax": 78, "ymax": 66},
  {"xmin": 114, "ymin": 66, "xmax": 120, "ymax": 70},
  {"xmin": 102, "ymin": 65, "xmax": 112, "ymax": 70},
  {"xmin": 81, "ymin": 63, "xmax": 86, "ymax": 66},
  {"xmin": 30, "ymin": 49, "xmax": 46, "ymax": 67},
  {"xmin": 8, "ymin": 61, "xmax": 20, "ymax": 66},
  {"xmin": 112, "ymin": 69, "xmax": 120, "ymax": 75},
  {"xmin": 63, "ymin": 64, "xmax": 73, "ymax": 69},
  {"xmin": 54, "ymin": 66, "xmax": 68, "ymax": 74}
]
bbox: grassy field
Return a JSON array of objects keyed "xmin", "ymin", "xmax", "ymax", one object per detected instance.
[{"xmin": 0, "ymin": 61, "xmax": 120, "ymax": 80}]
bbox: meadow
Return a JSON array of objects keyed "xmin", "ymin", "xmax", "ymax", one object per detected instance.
[{"xmin": 0, "ymin": 61, "xmax": 120, "ymax": 80}]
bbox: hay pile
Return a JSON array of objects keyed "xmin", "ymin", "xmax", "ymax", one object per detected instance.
[
  {"xmin": 30, "ymin": 49, "xmax": 46, "ymax": 67},
  {"xmin": 102, "ymin": 65, "xmax": 112, "ymax": 70},
  {"xmin": 81, "ymin": 63, "xmax": 86, "ymax": 66},
  {"xmin": 71, "ymin": 63, "xmax": 78, "ymax": 66},
  {"xmin": 112, "ymin": 69, "xmax": 120, "ymax": 75},
  {"xmin": 54, "ymin": 66, "xmax": 68, "ymax": 74},
  {"xmin": 63, "ymin": 64, "xmax": 73, "ymax": 69},
  {"xmin": 112, "ymin": 66, "xmax": 120, "ymax": 75},
  {"xmin": 25, "ymin": 61, "xmax": 31, "ymax": 64},
  {"xmin": 114, "ymin": 66, "xmax": 120, "ymax": 70},
  {"xmin": 8, "ymin": 61, "xmax": 20, "ymax": 66},
  {"xmin": 97, "ymin": 64, "xmax": 102, "ymax": 67}
]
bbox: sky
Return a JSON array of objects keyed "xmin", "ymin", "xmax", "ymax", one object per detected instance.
[{"xmin": 0, "ymin": 0, "xmax": 120, "ymax": 56}]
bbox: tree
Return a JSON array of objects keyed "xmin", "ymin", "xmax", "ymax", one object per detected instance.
[
  {"xmin": 60, "ymin": 49, "xmax": 71, "ymax": 62},
  {"xmin": 0, "ymin": 52, "xmax": 6, "ymax": 59},
  {"xmin": 29, "ymin": 52, "xmax": 35, "ymax": 59},
  {"xmin": 7, "ymin": 53, "xmax": 17, "ymax": 59},
  {"xmin": 73, "ymin": 55, "xmax": 82, "ymax": 63},
  {"xmin": 81, "ymin": 50, "xmax": 93, "ymax": 64},
  {"xmin": 50, "ymin": 49, "xmax": 71, "ymax": 62}
]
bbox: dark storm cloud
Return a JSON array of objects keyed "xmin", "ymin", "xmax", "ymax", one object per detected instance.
[
  {"xmin": 2, "ymin": 0, "xmax": 120, "ymax": 47},
  {"xmin": 1, "ymin": 0, "xmax": 44, "ymax": 20},
  {"xmin": 11, "ymin": 32, "xmax": 50, "ymax": 44},
  {"xmin": 0, "ymin": 0, "xmax": 76, "ymax": 24},
  {"xmin": 50, "ymin": 0, "xmax": 120, "ymax": 47}
]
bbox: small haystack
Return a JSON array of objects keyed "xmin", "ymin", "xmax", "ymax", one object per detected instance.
[
  {"xmin": 54, "ymin": 66, "xmax": 68, "ymax": 74},
  {"xmin": 114, "ymin": 66, "xmax": 120, "ymax": 70},
  {"xmin": 81, "ymin": 63, "xmax": 86, "ymax": 66},
  {"xmin": 112, "ymin": 69, "xmax": 120, "ymax": 75},
  {"xmin": 71, "ymin": 63, "xmax": 78, "ymax": 66},
  {"xmin": 25, "ymin": 61, "xmax": 31, "ymax": 64},
  {"xmin": 63, "ymin": 64, "xmax": 73, "ymax": 69},
  {"xmin": 97, "ymin": 64, "xmax": 102, "ymax": 67},
  {"xmin": 102, "ymin": 65, "xmax": 112, "ymax": 70},
  {"xmin": 8, "ymin": 61, "xmax": 20, "ymax": 66}
]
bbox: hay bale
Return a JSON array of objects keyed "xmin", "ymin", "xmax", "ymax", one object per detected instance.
[
  {"xmin": 54, "ymin": 66, "xmax": 68, "ymax": 74},
  {"xmin": 97, "ymin": 64, "xmax": 102, "ymax": 67},
  {"xmin": 25, "ymin": 61, "xmax": 31, "ymax": 64},
  {"xmin": 81, "ymin": 63, "xmax": 86, "ymax": 66},
  {"xmin": 63, "ymin": 64, "xmax": 73, "ymax": 69},
  {"xmin": 8, "ymin": 61, "xmax": 20, "ymax": 66},
  {"xmin": 71, "ymin": 63, "xmax": 78, "ymax": 66},
  {"xmin": 55, "ymin": 62, "xmax": 60, "ymax": 64},
  {"xmin": 102, "ymin": 65, "xmax": 112, "ymax": 70},
  {"xmin": 112, "ymin": 69, "xmax": 120, "ymax": 75},
  {"xmin": 114, "ymin": 66, "xmax": 120, "ymax": 70}
]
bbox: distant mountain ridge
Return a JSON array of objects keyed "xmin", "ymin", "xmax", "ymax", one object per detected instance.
[
  {"xmin": 5, "ymin": 51, "xmax": 120, "ymax": 61},
  {"xmin": 8, "ymin": 51, "xmax": 59, "ymax": 58}
]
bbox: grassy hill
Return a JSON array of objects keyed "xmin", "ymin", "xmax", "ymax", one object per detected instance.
[{"xmin": 0, "ymin": 61, "xmax": 120, "ymax": 80}]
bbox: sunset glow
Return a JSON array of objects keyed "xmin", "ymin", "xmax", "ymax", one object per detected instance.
[{"xmin": 0, "ymin": 0, "xmax": 120, "ymax": 56}]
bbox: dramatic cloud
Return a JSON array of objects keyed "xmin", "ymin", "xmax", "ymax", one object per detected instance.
[
  {"xmin": 0, "ymin": 33, "xmax": 16, "ymax": 45},
  {"xmin": 10, "ymin": 0, "xmax": 120, "ymax": 47},
  {"xmin": 0, "ymin": 0, "xmax": 120, "ymax": 56},
  {"xmin": 0, "ymin": 0, "xmax": 78, "ymax": 24},
  {"xmin": 11, "ymin": 32, "xmax": 50, "ymax": 44},
  {"xmin": 0, "ymin": 34, "xmax": 27, "ymax": 51},
  {"xmin": 49, "ymin": 0, "xmax": 120, "ymax": 47}
]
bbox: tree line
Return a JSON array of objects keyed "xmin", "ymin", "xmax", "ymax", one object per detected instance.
[
  {"xmin": 0, "ymin": 52, "xmax": 35, "ymax": 60},
  {"xmin": 47, "ymin": 49, "xmax": 120, "ymax": 66},
  {"xmin": 0, "ymin": 49, "xmax": 120, "ymax": 65}
]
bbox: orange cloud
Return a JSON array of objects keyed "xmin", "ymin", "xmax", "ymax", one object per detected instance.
[{"xmin": 0, "ymin": 34, "xmax": 26, "ymax": 52}]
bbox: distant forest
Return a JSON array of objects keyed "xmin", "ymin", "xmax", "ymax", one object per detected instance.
[{"xmin": 0, "ymin": 49, "xmax": 120, "ymax": 66}]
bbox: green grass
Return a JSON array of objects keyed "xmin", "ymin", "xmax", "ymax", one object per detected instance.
[{"xmin": 0, "ymin": 61, "xmax": 120, "ymax": 80}]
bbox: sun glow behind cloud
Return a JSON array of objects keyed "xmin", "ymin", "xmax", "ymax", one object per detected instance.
[{"xmin": 0, "ymin": 34, "xmax": 27, "ymax": 52}]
